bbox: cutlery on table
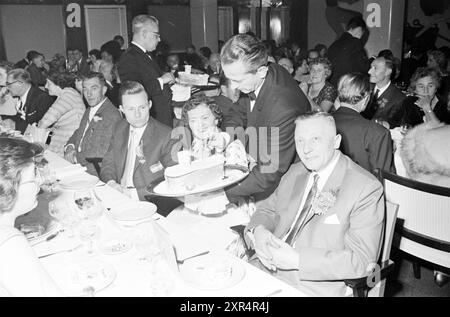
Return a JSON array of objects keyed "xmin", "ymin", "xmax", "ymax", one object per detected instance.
[{"xmin": 38, "ymin": 244, "xmax": 82, "ymax": 259}]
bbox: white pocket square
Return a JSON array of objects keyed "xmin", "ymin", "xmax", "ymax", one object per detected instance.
[{"xmin": 324, "ymin": 214, "xmax": 340, "ymax": 225}]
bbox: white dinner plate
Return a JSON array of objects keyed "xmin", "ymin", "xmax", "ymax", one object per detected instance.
[
  {"xmin": 179, "ymin": 253, "xmax": 245, "ymax": 290},
  {"xmin": 58, "ymin": 174, "xmax": 99, "ymax": 190},
  {"xmin": 109, "ymin": 201, "xmax": 157, "ymax": 222},
  {"xmin": 150, "ymin": 169, "xmax": 248, "ymax": 197},
  {"xmin": 54, "ymin": 260, "xmax": 116, "ymax": 296}
]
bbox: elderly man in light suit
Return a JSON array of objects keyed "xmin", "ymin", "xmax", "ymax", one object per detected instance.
[{"xmin": 246, "ymin": 112, "xmax": 385, "ymax": 296}]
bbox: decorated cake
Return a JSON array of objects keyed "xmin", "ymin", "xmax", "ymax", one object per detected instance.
[
  {"xmin": 164, "ymin": 155, "xmax": 225, "ymax": 192},
  {"xmin": 178, "ymin": 71, "xmax": 209, "ymax": 86}
]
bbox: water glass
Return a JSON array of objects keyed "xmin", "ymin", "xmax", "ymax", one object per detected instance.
[
  {"xmin": 79, "ymin": 220, "xmax": 101, "ymax": 255},
  {"xmin": 73, "ymin": 190, "xmax": 102, "ymax": 220}
]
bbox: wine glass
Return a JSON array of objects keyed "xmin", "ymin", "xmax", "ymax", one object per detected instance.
[
  {"xmin": 48, "ymin": 201, "xmax": 81, "ymax": 238},
  {"xmin": 73, "ymin": 190, "xmax": 102, "ymax": 220},
  {"xmin": 38, "ymin": 164, "xmax": 57, "ymax": 193},
  {"xmin": 78, "ymin": 220, "xmax": 101, "ymax": 256}
]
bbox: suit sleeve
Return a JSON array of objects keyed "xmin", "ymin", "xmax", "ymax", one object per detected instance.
[
  {"xmin": 352, "ymin": 42, "xmax": 370, "ymax": 74},
  {"xmin": 118, "ymin": 55, "xmax": 163, "ymax": 99},
  {"xmin": 367, "ymin": 128, "xmax": 395, "ymax": 174},
  {"xmin": 226, "ymin": 108, "xmax": 298, "ymax": 198},
  {"xmin": 296, "ymin": 181, "xmax": 384, "ymax": 281},
  {"xmin": 66, "ymin": 112, "xmax": 86, "ymax": 148},
  {"xmin": 99, "ymin": 131, "xmax": 118, "ymax": 184},
  {"xmin": 222, "ymin": 97, "xmax": 247, "ymax": 129}
]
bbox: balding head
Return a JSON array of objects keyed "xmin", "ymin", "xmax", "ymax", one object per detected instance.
[{"xmin": 294, "ymin": 112, "xmax": 341, "ymax": 172}]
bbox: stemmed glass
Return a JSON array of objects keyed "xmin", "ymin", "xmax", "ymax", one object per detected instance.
[
  {"xmin": 73, "ymin": 190, "xmax": 102, "ymax": 220},
  {"xmin": 78, "ymin": 220, "xmax": 101, "ymax": 256},
  {"xmin": 48, "ymin": 200, "xmax": 81, "ymax": 238},
  {"xmin": 38, "ymin": 164, "xmax": 57, "ymax": 193}
]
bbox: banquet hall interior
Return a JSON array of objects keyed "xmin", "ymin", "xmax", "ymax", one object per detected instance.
[{"xmin": 0, "ymin": 0, "xmax": 449, "ymax": 298}]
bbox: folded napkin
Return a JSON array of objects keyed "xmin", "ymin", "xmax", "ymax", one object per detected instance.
[{"xmin": 53, "ymin": 164, "xmax": 87, "ymax": 180}]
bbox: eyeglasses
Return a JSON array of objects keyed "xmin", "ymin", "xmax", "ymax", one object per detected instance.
[{"xmin": 6, "ymin": 80, "xmax": 22, "ymax": 86}]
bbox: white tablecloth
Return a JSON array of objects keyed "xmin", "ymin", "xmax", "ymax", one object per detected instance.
[{"xmin": 38, "ymin": 150, "xmax": 308, "ymax": 297}]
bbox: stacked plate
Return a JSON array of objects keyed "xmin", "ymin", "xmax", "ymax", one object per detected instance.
[
  {"xmin": 109, "ymin": 201, "xmax": 157, "ymax": 224},
  {"xmin": 58, "ymin": 174, "xmax": 99, "ymax": 191}
]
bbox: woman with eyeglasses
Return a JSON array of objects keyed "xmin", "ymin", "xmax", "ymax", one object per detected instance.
[{"xmin": 0, "ymin": 137, "xmax": 62, "ymax": 296}]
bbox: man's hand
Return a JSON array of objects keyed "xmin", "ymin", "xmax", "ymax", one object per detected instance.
[
  {"xmin": 267, "ymin": 237, "xmax": 300, "ymax": 271},
  {"xmin": 64, "ymin": 146, "xmax": 77, "ymax": 164},
  {"xmin": 160, "ymin": 72, "xmax": 176, "ymax": 85},
  {"xmin": 106, "ymin": 180, "xmax": 124, "ymax": 193},
  {"xmin": 253, "ymin": 226, "xmax": 280, "ymax": 268}
]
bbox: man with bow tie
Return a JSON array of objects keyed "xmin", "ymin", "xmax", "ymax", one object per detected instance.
[
  {"xmin": 100, "ymin": 81, "xmax": 182, "ymax": 215},
  {"xmin": 246, "ymin": 112, "xmax": 384, "ymax": 296},
  {"xmin": 118, "ymin": 15, "xmax": 175, "ymax": 127},
  {"xmin": 2, "ymin": 68, "xmax": 55, "ymax": 133},
  {"xmin": 220, "ymin": 34, "xmax": 310, "ymax": 203},
  {"xmin": 64, "ymin": 72, "xmax": 122, "ymax": 176}
]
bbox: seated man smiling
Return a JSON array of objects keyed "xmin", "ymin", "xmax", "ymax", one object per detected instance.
[{"xmin": 246, "ymin": 112, "xmax": 385, "ymax": 296}]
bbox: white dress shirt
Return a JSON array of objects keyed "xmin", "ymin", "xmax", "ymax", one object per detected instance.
[
  {"xmin": 250, "ymin": 79, "xmax": 265, "ymax": 112},
  {"xmin": 121, "ymin": 124, "xmax": 147, "ymax": 201},
  {"xmin": 78, "ymin": 98, "xmax": 107, "ymax": 152},
  {"xmin": 283, "ymin": 151, "xmax": 341, "ymax": 246},
  {"xmin": 374, "ymin": 81, "xmax": 391, "ymax": 98}
]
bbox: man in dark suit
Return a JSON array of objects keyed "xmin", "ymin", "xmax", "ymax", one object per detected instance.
[
  {"xmin": 117, "ymin": 15, "xmax": 175, "ymax": 127},
  {"xmin": 100, "ymin": 81, "xmax": 182, "ymax": 215},
  {"xmin": 362, "ymin": 56, "xmax": 406, "ymax": 128},
  {"xmin": 333, "ymin": 73, "xmax": 395, "ymax": 175},
  {"xmin": 66, "ymin": 47, "xmax": 90, "ymax": 76},
  {"xmin": 65, "ymin": 72, "xmax": 122, "ymax": 176},
  {"xmin": 328, "ymin": 17, "xmax": 370, "ymax": 87},
  {"xmin": 221, "ymin": 34, "xmax": 310, "ymax": 202},
  {"xmin": 14, "ymin": 51, "xmax": 39, "ymax": 69},
  {"xmin": 2, "ymin": 69, "xmax": 55, "ymax": 133}
]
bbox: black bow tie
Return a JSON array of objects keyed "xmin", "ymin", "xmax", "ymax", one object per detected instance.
[
  {"xmin": 248, "ymin": 92, "xmax": 257, "ymax": 101},
  {"xmin": 145, "ymin": 51, "xmax": 153, "ymax": 59}
]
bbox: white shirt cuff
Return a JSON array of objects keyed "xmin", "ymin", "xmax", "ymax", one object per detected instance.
[{"xmin": 157, "ymin": 78, "xmax": 164, "ymax": 90}]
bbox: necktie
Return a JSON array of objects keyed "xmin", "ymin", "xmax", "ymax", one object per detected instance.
[
  {"xmin": 248, "ymin": 92, "xmax": 257, "ymax": 101},
  {"xmin": 373, "ymin": 88, "xmax": 380, "ymax": 102},
  {"xmin": 121, "ymin": 129, "xmax": 137, "ymax": 187},
  {"xmin": 145, "ymin": 51, "xmax": 153, "ymax": 60},
  {"xmin": 285, "ymin": 174, "xmax": 319, "ymax": 246}
]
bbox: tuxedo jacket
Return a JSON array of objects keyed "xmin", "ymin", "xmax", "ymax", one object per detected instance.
[
  {"xmin": 247, "ymin": 153, "xmax": 384, "ymax": 296},
  {"xmin": 333, "ymin": 106, "xmax": 395, "ymax": 175},
  {"xmin": 328, "ymin": 32, "xmax": 370, "ymax": 87},
  {"xmin": 66, "ymin": 98, "xmax": 122, "ymax": 175},
  {"xmin": 222, "ymin": 63, "xmax": 310, "ymax": 202},
  {"xmin": 361, "ymin": 83, "xmax": 406, "ymax": 128},
  {"xmin": 100, "ymin": 117, "xmax": 182, "ymax": 200},
  {"xmin": 117, "ymin": 44, "xmax": 173, "ymax": 126},
  {"xmin": 2, "ymin": 86, "xmax": 55, "ymax": 133}
]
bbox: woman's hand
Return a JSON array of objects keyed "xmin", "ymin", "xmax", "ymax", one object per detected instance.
[{"xmin": 415, "ymin": 95, "xmax": 433, "ymax": 113}]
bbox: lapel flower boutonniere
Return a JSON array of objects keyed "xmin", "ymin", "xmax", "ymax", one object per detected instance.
[
  {"xmin": 136, "ymin": 139, "xmax": 146, "ymax": 164},
  {"xmin": 92, "ymin": 115, "xmax": 103, "ymax": 123},
  {"xmin": 378, "ymin": 98, "xmax": 388, "ymax": 109},
  {"xmin": 311, "ymin": 189, "xmax": 339, "ymax": 216}
]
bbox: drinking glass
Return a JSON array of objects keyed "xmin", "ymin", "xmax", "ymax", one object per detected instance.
[
  {"xmin": 73, "ymin": 190, "xmax": 102, "ymax": 220},
  {"xmin": 38, "ymin": 164, "xmax": 57, "ymax": 192},
  {"xmin": 48, "ymin": 201, "xmax": 81, "ymax": 238},
  {"xmin": 79, "ymin": 220, "xmax": 101, "ymax": 255}
]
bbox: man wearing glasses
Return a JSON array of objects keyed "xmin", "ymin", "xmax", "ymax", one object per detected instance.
[
  {"xmin": 118, "ymin": 15, "xmax": 175, "ymax": 127},
  {"xmin": 2, "ymin": 69, "xmax": 55, "ymax": 133}
]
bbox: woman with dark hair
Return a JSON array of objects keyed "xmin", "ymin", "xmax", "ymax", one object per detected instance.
[
  {"xmin": 0, "ymin": 137, "xmax": 62, "ymax": 296},
  {"xmin": 38, "ymin": 70, "xmax": 85, "ymax": 156},
  {"xmin": 300, "ymin": 58, "xmax": 337, "ymax": 112},
  {"xmin": 88, "ymin": 49, "xmax": 102, "ymax": 72},
  {"xmin": 398, "ymin": 67, "xmax": 450, "ymax": 128}
]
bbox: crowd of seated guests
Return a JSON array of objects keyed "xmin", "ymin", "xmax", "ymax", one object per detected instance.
[{"xmin": 1, "ymin": 12, "xmax": 450, "ymax": 295}]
